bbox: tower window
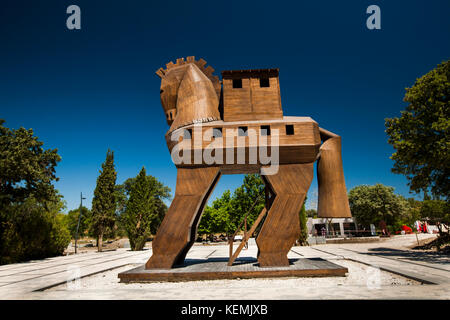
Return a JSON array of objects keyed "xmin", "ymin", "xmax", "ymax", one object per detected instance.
[
  {"xmin": 286, "ymin": 125, "xmax": 294, "ymax": 135},
  {"xmin": 260, "ymin": 125, "xmax": 271, "ymax": 136},
  {"xmin": 238, "ymin": 126, "xmax": 248, "ymax": 136},
  {"xmin": 233, "ymin": 79, "xmax": 242, "ymax": 88},
  {"xmin": 260, "ymin": 78, "xmax": 270, "ymax": 87}
]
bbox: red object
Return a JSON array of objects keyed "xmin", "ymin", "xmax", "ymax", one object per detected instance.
[{"xmin": 401, "ymin": 225, "xmax": 413, "ymax": 234}]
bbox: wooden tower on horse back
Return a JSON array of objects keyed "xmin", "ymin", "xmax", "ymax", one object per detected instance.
[{"xmin": 147, "ymin": 57, "xmax": 351, "ymax": 269}]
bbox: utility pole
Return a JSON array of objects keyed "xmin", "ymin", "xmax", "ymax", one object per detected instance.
[{"xmin": 74, "ymin": 192, "xmax": 86, "ymax": 254}]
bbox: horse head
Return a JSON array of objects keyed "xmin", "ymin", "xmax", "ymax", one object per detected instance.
[{"xmin": 155, "ymin": 57, "xmax": 222, "ymax": 133}]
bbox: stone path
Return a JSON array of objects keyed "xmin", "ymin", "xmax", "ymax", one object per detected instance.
[
  {"xmin": 0, "ymin": 249, "xmax": 150, "ymax": 298},
  {"xmin": 0, "ymin": 234, "xmax": 448, "ymax": 299},
  {"xmin": 310, "ymin": 245, "xmax": 450, "ymax": 285}
]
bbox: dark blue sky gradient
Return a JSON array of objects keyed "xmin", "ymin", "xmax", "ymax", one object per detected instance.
[{"xmin": 1, "ymin": 0, "xmax": 449, "ymax": 210}]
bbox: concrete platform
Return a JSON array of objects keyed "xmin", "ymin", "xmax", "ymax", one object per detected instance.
[
  {"xmin": 118, "ymin": 257, "xmax": 348, "ymax": 282},
  {"xmin": 325, "ymin": 236, "xmax": 380, "ymax": 244}
]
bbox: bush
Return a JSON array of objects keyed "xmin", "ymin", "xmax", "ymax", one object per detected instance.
[
  {"xmin": 0, "ymin": 119, "xmax": 69, "ymax": 264},
  {"xmin": 0, "ymin": 198, "xmax": 71, "ymax": 265},
  {"xmin": 63, "ymin": 206, "xmax": 92, "ymax": 238}
]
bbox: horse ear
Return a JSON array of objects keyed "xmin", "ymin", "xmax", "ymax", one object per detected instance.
[
  {"xmin": 155, "ymin": 68, "xmax": 165, "ymax": 78},
  {"xmin": 317, "ymin": 135, "xmax": 352, "ymax": 218}
]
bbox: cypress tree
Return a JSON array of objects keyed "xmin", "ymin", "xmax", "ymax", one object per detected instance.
[
  {"xmin": 298, "ymin": 198, "xmax": 308, "ymax": 246},
  {"xmin": 124, "ymin": 167, "xmax": 156, "ymax": 251},
  {"xmin": 91, "ymin": 149, "xmax": 117, "ymax": 252}
]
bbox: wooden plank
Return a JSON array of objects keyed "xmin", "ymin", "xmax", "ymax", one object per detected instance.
[
  {"xmin": 145, "ymin": 167, "xmax": 221, "ymax": 269},
  {"xmin": 256, "ymin": 164, "xmax": 314, "ymax": 267},
  {"xmin": 317, "ymin": 134, "xmax": 352, "ymax": 218},
  {"xmin": 228, "ymin": 207, "xmax": 267, "ymax": 266},
  {"xmin": 118, "ymin": 258, "xmax": 348, "ymax": 283}
]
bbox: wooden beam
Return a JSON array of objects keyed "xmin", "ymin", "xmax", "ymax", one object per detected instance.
[
  {"xmin": 228, "ymin": 207, "xmax": 267, "ymax": 266},
  {"xmin": 257, "ymin": 163, "xmax": 314, "ymax": 267}
]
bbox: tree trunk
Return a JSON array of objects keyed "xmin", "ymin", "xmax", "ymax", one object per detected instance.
[{"xmin": 98, "ymin": 231, "xmax": 103, "ymax": 252}]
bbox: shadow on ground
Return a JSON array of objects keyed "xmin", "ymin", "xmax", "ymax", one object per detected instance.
[
  {"xmin": 174, "ymin": 257, "xmax": 329, "ymax": 268},
  {"xmin": 366, "ymin": 247, "xmax": 450, "ymax": 265}
]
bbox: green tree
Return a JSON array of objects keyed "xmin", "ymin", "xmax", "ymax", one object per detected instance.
[
  {"xmin": 385, "ymin": 60, "xmax": 450, "ymax": 199},
  {"xmin": 298, "ymin": 200, "xmax": 308, "ymax": 245},
  {"xmin": 348, "ymin": 184, "xmax": 410, "ymax": 230},
  {"xmin": 420, "ymin": 199, "xmax": 449, "ymax": 233},
  {"xmin": 63, "ymin": 206, "xmax": 92, "ymax": 238},
  {"xmin": 124, "ymin": 167, "xmax": 160, "ymax": 250},
  {"xmin": 0, "ymin": 119, "xmax": 60, "ymax": 207},
  {"xmin": 198, "ymin": 174, "xmax": 265, "ymax": 239},
  {"xmin": 198, "ymin": 190, "xmax": 234, "ymax": 237},
  {"xmin": 229, "ymin": 174, "xmax": 265, "ymax": 232},
  {"xmin": 91, "ymin": 149, "xmax": 117, "ymax": 252},
  {"xmin": 198, "ymin": 174, "xmax": 314, "ymax": 243},
  {"xmin": 0, "ymin": 196, "xmax": 70, "ymax": 265},
  {"xmin": 116, "ymin": 170, "xmax": 170, "ymax": 239},
  {"xmin": 306, "ymin": 209, "xmax": 317, "ymax": 218},
  {"xmin": 0, "ymin": 120, "xmax": 69, "ymax": 264}
]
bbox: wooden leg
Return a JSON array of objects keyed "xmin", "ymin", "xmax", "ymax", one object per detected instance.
[
  {"xmin": 317, "ymin": 134, "xmax": 352, "ymax": 218},
  {"xmin": 145, "ymin": 167, "xmax": 221, "ymax": 269},
  {"xmin": 257, "ymin": 163, "xmax": 314, "ymax": 267}
]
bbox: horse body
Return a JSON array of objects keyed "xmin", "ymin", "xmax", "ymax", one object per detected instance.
[{"xmin": 146, "ymin": 57, "xmax": 351, "ymax": 269}]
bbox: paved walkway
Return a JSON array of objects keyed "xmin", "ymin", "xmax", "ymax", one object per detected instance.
[
  {"xmin": 0, "ymin": 234, "xmax": 448, "ymax": 299},
  {"xmin": 0, "ymin": 249, "xmax": 150, "ymax": 298}
]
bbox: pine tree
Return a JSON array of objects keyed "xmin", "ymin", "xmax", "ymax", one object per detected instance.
[
  {"xmin": 91, "ymin": 149, "xmax": 117, "ymax": 252},
  {"xmin": 298, "ymin": 201, "xmax": 308, "ymax": 246},
  {"xmin": 124, "ymin": 167, "xmax": 156, "ymax": 251}
]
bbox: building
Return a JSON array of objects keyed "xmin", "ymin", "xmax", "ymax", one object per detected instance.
[
  {"xmin": 221, "ymin": 69, "xmax": 283, "ymax": 122},
  {"xmin": 307, "ymin": 217, "xmax": 360, "ymax": 238}
]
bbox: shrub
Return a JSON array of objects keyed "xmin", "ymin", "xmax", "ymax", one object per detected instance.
[{"xmin": 0, "ymin": 198, "xmax": 71, "ymax": 265}]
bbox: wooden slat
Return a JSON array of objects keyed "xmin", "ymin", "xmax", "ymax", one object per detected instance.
[
  {"xmin": 119, "ymin": 258, "xmax": 348, "ymax": 283},
  {"xmin": 146, "ymin": 167, "xmax": 220, "ymax": 269},
  {"xmin": 317, "ymin": 136, "xmax": 352, "ymax": 218},
  {"xmin": 228, "ymin": 207, "xmax": 267, "ymax": 266},
  {"xmin": 256, "ymin": 163, "xmax": 314, "ymax": 267}
]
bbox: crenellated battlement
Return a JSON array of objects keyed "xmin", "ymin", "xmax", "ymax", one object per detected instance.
[{"xmin": 155, "ymin": 56, "xmax": 221, "ymax": 98}]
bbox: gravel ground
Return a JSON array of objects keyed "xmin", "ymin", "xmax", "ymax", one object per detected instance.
[
  {"xmin": 19, "ymin": 235, "xmax": 446, "ymax": 299},
  {"xmin": 48, "ymin": 259, "xmax": 419, "ymax": 293}
]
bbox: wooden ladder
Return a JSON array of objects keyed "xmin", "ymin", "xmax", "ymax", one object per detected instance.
[{"xmin": 228, "ymin": 192, "xmax": 268, "ymax": 266}]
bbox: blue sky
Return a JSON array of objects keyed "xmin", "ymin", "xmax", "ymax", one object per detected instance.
[{"xmin": 1, "ymin": 0, "xmax": 449, "ymax": 211}]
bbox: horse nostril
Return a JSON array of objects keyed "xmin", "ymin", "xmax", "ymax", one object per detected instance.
[{"xmin": 160, "ymin": 89, "xmax": 164, "ymax": 94}]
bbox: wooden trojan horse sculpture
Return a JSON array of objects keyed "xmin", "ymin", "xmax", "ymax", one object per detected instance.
[{"xmin": 146, "ymin": 57, "xmax": 351, "ymax": 269}]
